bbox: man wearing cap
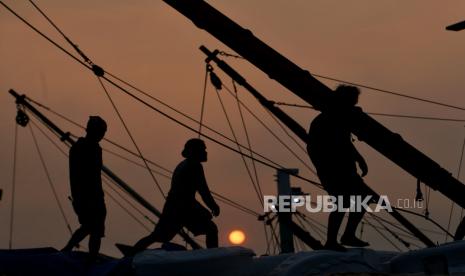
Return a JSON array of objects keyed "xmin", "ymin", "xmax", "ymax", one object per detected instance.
[
  {"xmin": 132, "ymin": 138, "xmax": 220, "ymax": 253},
  {"xmin": 62, "ymin": 116, "xmax": 107, "ymax": 258}
]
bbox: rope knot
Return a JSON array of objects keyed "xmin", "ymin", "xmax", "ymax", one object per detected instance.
[{"xmin": 92, "ymin": 64, "xmax": 105, "ymax": 77}]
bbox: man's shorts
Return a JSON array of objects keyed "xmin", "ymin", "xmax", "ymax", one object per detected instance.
[
  {"xmin": 75, "ymin": 204, "xmax": 106, "ymax": 237},
  {"xmin": 322, "ymin": 175, "xmax": 372, "ymax": 209},
  {"xmin": 152, "ymin": 201, "xmax": 214, "ymax": 241}
]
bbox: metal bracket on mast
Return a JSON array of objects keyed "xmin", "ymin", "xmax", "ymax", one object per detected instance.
[
  {"xmin": 276, "ymin": 169, "xmax": 324, "ymax": 252},
  {"xmin": 276, "ymin": 169, "xmax": 297, "ymax": 253}
]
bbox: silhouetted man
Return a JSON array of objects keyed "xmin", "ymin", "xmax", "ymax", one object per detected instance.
[
  {"xmin": 132, "ymin": 138, "xmax": 220, "ymax": 253},
  {"xmin": 62, "ymin": 116, "xmax": 107, "ymax": 258},
  {"xmin": 307, "ymin": 85, "xmax": 371, "ymax": 251}
]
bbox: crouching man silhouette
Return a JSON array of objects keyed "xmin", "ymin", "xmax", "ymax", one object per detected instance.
[{"xmin": 132, "ymin": 138, "xmax": 220, "ymax": 253}]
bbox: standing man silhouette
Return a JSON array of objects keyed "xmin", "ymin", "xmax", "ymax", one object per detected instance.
[
  {"xmin": 62, "ymin": 116, "xmax": 107, "ymax": 258},
  {"xmin": 307, "ymin": 85, "xmax": 371, "ymax": 251},
  {"xmin": 132, "ymin": 138, "xmax": 220, "ymax": 253}
]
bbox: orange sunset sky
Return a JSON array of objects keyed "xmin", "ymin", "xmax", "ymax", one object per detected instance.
[{"xmin": 1, "ymin": 1, "xmax": 465, "ymax": 257}]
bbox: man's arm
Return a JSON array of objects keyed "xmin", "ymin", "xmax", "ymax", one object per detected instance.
[
  {"xmin": 352, "ymin": 143, "xmax": 368, "ymax": 177},
  {"xmin": 348, "ymin": 107, "xmax": 368, "ymax": 177},
  {"xmin": 197, "ymin": 165, "xmax": 220, "ymax": 216}
]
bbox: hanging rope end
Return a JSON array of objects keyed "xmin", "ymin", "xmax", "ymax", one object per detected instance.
[{"xmin": 415, "ymin": 179, "xmax": 424, "ymax": 202}]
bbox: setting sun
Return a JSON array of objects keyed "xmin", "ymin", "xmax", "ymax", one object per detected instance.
[{"xmin": 228, "ymin": 230, "xmax": 246, "ymax": 245}]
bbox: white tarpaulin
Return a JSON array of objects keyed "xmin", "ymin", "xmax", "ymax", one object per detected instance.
[{"xmin": 133, "ymin": 241, "xmax": 465, "ymax": 275}]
